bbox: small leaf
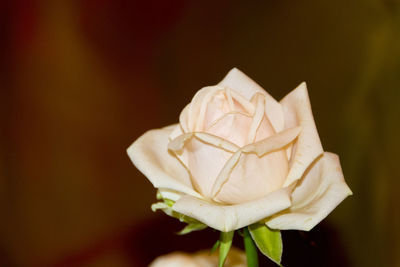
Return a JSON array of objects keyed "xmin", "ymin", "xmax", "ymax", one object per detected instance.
[
  {"xmin": 177, "ymin": 223, "xmax": 207, "ymax": 235},
  {"xmin": 219, "ymin": 231, "xmax": 234, "ymax": 267},
  {"xmin": 210, "ymin": 239, "xmax": 220, "ymax": 254},
  {"xmin": 243, "ymin": 227, "xmax": 259, "ymax": 267},
  {"xmin": 249, "ymin": 223, "xmax": 283, "ymax": 266}
]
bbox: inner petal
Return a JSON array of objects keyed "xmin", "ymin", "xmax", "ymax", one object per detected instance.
[
  {"xmin": 206, "ymin": 112, "xmax": 253, "ymax": 147},
  {"xmin": 213, "ymin": 149, "xmax": 289, "ymax": 205},
  {"xmin": 185, "ymin": 137, "xmax": 232, "ymax": 199}
]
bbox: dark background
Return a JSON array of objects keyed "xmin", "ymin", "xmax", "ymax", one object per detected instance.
[{"xmin": 1, "ymin": 0, "xmax": 399, "ymax": 266}]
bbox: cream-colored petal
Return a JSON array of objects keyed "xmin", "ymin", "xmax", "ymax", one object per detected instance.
[
  {"xmin": 184, "ymin": 137, "xmax": 233, "ymax": 199},
  {"xmin": 179, "ymin": 104, "xmax": 190, "ymax": 133},
  {"xmin": 188, "ymin": 86, "xmax": 222, "ymax": 131},
  {"xmin": 280, "ymin": 82, "xmax": 324, "ymax": 187},
  {"xmin": 211, "ymin": 127, "xmax": 300, "ymax": 204},
  {"xmin": 206, "ymin": 112, "xmax": 253, "ymax": 147},
  {"xmin": 127, "ymin": 125, "xmax": 203, "ymax": 199},
  {"xmin": 213, "ymin": 151, "xmax": 288, "ymax": 205},
  {"xmin": 169, "ymin": 132, "xmax": 239, "ymax": 153},
  {"xmin": 266, "ymin": 152, "xmax": 352, "ymax": 231},
  {"xmin": 218, "ymin": 68, "xmax": 284, "ymax": 132},
  {"xmin": 242, "ymin": 127, "xmax": 301, "ymax": 156},
  {"xmin": 247, "ymin": 93, "xmax": 266, "ymax": 143},
  {"xmin": 211, "ymin": 150, "xmax": 242, "ymax": 198},
  {"xmin": 158, "ymin": 188, "xmax": 183, "ymax": 202},
  {"xmin": 173, "ymin": 187, "xmax": 292, "ymax": 232},
  {"xmin": 169, "ymin": 124, "xmax": 184, "ymax": 141}
]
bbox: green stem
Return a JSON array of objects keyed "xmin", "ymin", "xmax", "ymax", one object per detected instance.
[{"xmin": 243, "ymin": 227, "xmax": 259, "ymax": 267}]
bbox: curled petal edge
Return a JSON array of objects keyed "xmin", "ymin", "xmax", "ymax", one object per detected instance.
[
  {"xmin": 173, "ymin": 186, "xmax": 292, "ymax": 232},
  {"xmin": 266, "ymin": 152, "xmax": 352, "ymax": 231},
  {"xmin": 280, "ymin": 82, "xmax": 324, "ymax": 187},
  {"xmin": 210, "ymin": 126, "xmax": 302, "ymax": 198},
  {"xmin": 127, "ymin": 125, "xmax": 203, "ymax": 200}
]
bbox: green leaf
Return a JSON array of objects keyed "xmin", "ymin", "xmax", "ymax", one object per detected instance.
[
  {"xmin": 177, "ymin": 223, "xmax": 207, "ymax": 235},
  {"xmin": 243, "ymin": 227, "xmax": 259, "ymax": 267},
  {"xmin": 210, "ymin": 239, "xmax": 220, "ymax": 254},
  {"xmin": 249, "ymin": 223, "xmax": 283, "ymax": 266},
  {"xmin": 218, "ymin": 231, "xmax": 234, "ymax": 267}
]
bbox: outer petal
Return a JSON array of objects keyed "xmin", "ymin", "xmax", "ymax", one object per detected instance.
[
  {"xmin": 173, "ymin": 187, "xmax": 292, "ymax": 232},
  {"xmin": 281, "ymin": 82, "xmax": 324, "ymax": 187},
  {"xmin": 127, "ymin": 124, "xmax": 203, "ymax": 199},
  {"xmin": 218, "ymin": 68, "xmax": 284, "ymax": 132},
  {"xmin": 266, "ymin": 152, "xmax": 352, "ymax": 231}
]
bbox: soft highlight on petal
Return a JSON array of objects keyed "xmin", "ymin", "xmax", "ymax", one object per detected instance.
[
  {"xmin": 173, "ymin": 187, "xmax": 292, "ymax": 232},
  {"xmin": 218, "ymin": 68, "xmax": 284, "ymax": 132},
  {"xmin": 280, "ymin": 82, "xmax": 324, "ymax": 187},
  {"xmin": 266, "ymin": 152, "xmax": 352, "ymax": 231},
  {"xmin": 212, "ymin": 127, "xmax": 300, "ymax": 204},
  {"xmin": 242, "ymin": 126, "xmax": 301, "ymax": 157},
  {"xmin": 127, "ymin": 125, "xmax": 203, "ymax": 199}
]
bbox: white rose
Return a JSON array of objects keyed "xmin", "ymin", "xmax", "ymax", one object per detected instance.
[
  {"xmin": 128, "ymin": 68, "xmax": 352, "ymax": 232},
  {"xmin": 149, "ymin": 248, "xmax": 246, "ymax": 267}
]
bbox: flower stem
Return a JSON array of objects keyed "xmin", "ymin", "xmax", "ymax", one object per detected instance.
[{"xmin": 243, "ymin": 227, "xmax": 259, "ymax": 267}]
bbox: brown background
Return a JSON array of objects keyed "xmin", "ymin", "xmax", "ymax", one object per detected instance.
[{"xmin": 1, "ymin": 0, "xmax": 400, "ymax": 266}]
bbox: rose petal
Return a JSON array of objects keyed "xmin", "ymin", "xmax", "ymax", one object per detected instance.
[
  {"xmin": 182, "ymin": 137, "xmax": 233, "ymax": 199},
  {"xmin": 247, "ymin": 93, "xmax": 266, "ymax": 143},
  {"xmin": 158, "ymin": 188, "xmax": 183, "ymax": 202},
  {"xmin": 210, "ymin": 127, "xmax": 300, "ymax": 204},
  {"xmin": 218, "ymin": 68, "xmax": 284, "ymax": 132},
  {"xmin": 173, "ymin": 187, "xmax": 292, "ymax": 232},
  {"xmin": 169, "ymin": 124, "xmax": 184, "ymax": 141},
  {"xmin": 280, "ymin": 82, "xmax": 324, "ymax": 187},
  {"xmin": 187, "ymin": 86, "xmax": 221, "ymax": 131},
  {"xmin": 213, "ymin": 151, "xmax": 288, "ymax": 205},
  {"xmin": 169, "ymin": 132, "xmax": 239, "ymax": 153},
  {"xmin": 127, "ymin": 125, "xmax": 203, "ymax": 199},
  {"xmin": 266, "ymin": 152, "xmax": 352, "ymax": 231},
  {"xmin": 206, "ymin": 112, "xmax": 253, "ymax": 147},
  {"xmin": 242, "ymin": 126, "xmax": 301, "ymax": 157}
]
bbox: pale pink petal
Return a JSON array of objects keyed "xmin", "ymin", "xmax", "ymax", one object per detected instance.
[
  {"xmin": 169, "ymin": 132, "xmax": 239, "ymax": 153},
  {"xmin": 212, "ymin": 127, "xmax": 300, "ymax": 205},
  {"xmin": 173, "ymin": 187, "xmax": 292, "ymax": 232},
  {"xmin": 184, "ymin": 137, "xmax": 233, "ymax": 199},
  {"xmin": 211, "ymin": 150, "xmax": 242, "ymax": 198},
  {"xmin": 169, "ymin": 124, "xmax": 184, "ymax": 141},
  {"xmin": 207, "ymin": 112, "xmax": 253, "ymax": 147},
  {"xmin": 266, "ymin": 152, "xmax": 352, "ymax": 231},
  {"xmin": 213, "ymin": 151, "xmax": 288, "ymax": 205},
  {"xmin": 280, "ymin": 82, "xmax": 324, "ymax": 187},
  {"xmin": 218, "ymin": 68, "xmax": 284, "ymax": 132},
  {"xmin": 127, "ymin": 125, "xmax": 203, "ymax": 199},
  {"xmin": 179, "ymin": 104, "xmax": 190, "ymax": 133},
  {"xmin": 242, "ymin": 127, "xmax": 301, "ymax": 157},
  {"xmin": 188, "ymin": 86, "xmax": 221, "ymax": 131},
  {"xmin": 247, "ymin": 93, "xmax": 266, "ymax": 143}
]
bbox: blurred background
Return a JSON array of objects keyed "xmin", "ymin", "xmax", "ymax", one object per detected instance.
[{"xmin": 1, "ymin": 0, "xmax": 400, "ymax": 266}]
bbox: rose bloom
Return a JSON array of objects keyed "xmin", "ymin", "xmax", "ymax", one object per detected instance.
[
  {"xmin": 128, "ymin": 68, "xmax": 352, "ymax": 232},
  {"xmin": 149, "ymin": 248, "xmax": 246, "ymax": 267}
]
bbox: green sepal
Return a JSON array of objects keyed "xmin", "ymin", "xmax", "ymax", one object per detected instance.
[
  {"xmin": 151, "ymin": 193, "xmax": 208, "ymax": 234},
  {"xmin": 210, "ymin": 239, "xmax": 221, "ymax": 254},
  {"xmin": 177, "ymin": 222, "xmax": 207, "ymax": 235},
  {"xmin": 243, "ymin": 227, "xmax": 259, "ymax": 267},
  {"xmin": 218, "ymin": 231, "xmax": 234, "ymax": 267},
  {"xmin": 248, "ymin": 223, "xmax": 283, "ymax": 266}
]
